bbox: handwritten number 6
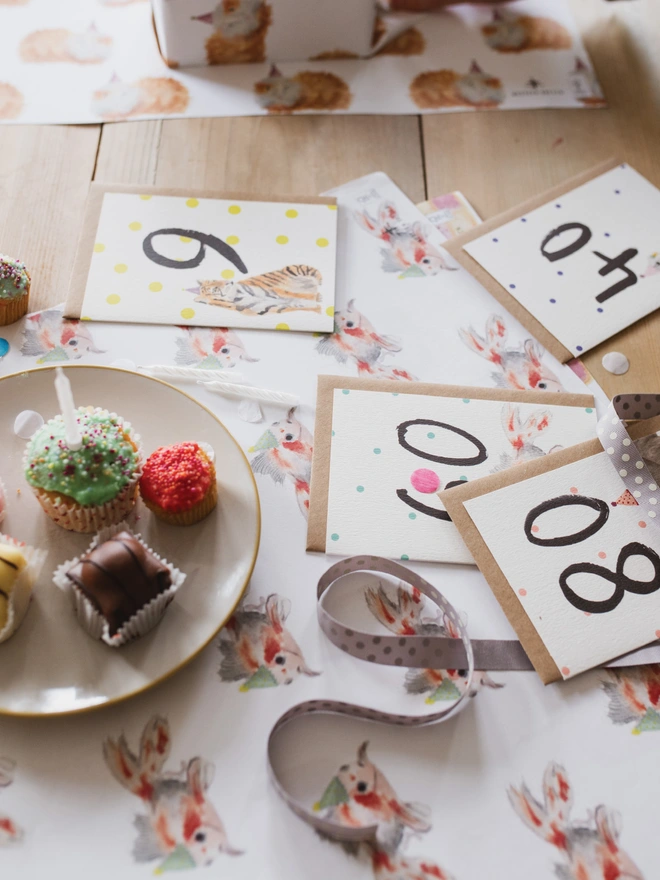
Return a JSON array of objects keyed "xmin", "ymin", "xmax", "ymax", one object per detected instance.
[{"xmin": 142, "ymin": 228, "xmax": 248, "ymax": 273}]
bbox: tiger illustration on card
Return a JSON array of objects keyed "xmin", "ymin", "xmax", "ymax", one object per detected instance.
[
  {"xmin": 254, "ymin": 65, "xmax": 351, "ymax": 113},
  {"xmin": 195, "ymin": 264, "xmax": 323, "ymax": 316},
  {"xmin": 410, "ymin": 61, "xmax": 504, "ymax": 110},
  {"xmin": 192, "ymin": 1, "xmax": 272, "ymax": 65},
  {"xmin": 0, "ymin": 83, "xmax": 23, "ymax": 120}
]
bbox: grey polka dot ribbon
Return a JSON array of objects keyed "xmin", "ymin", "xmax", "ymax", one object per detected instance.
[{"xmin": 598, "ymin": 393, "xmax": 660, "ymax": 526}]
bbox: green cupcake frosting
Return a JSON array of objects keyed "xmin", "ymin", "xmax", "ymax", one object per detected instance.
[
  {"xmin": 25, "ymin": 408, "xmax": 139, "ymax": 506},
  {"xmin": 0, "ymin": 255, "xmax": 30, "ymax": 301}
]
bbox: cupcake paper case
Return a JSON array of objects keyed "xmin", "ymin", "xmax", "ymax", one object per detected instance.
[
  {"xmin": 24, "ymin": 406, "xmax": 142, "ymax": 533},
  {"xmin": 53, "ymin": 522, "xmax": 186, "ymax": 648},
  {"xmin": 0, "ymin": 255, "xmax": 30, "ymax": 326},
  {"xmin": 0, "ymin": 534, "xmax": 47, "ymax": 644}
]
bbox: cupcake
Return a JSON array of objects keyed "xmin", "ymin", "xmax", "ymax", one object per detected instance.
[
  {"xmin": 53, "ymin": 522, "xmax": 185, "ymax": 647},
  {"xmin": 0, "ymin": 535, "xmax": 46, "ymax": 644},
  {"xmin": 139, "ymin": 442, "xmax": 217, "ymax": 526},
  {"xmin": 24, "ymin": 406, "xmax": 142, "ymax": 533},
  {"xmin": 0, "ymin": 255, "xmax": 30, "ymax": 326}
]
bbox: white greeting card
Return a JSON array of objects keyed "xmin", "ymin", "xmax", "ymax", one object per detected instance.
[
  {"xmin": 70, "ymin": 188, "xmax": 337, "ymax": 333},
  {"xmin": 463, "ymin": 163, "xmax": 660, "ymax": 357},
  {"xmin": 464, "ymin": 452, "xmax": 660, "ymax": 678},
  {"xmin": 314, "ymin": 383, "xmax": 597, "ymax": 564}
]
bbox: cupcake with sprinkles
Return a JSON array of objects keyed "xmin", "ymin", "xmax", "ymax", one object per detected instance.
[
  {"xmin": 24, "ymin": 404, "xmax": 142, "ymax": 533},
  {"xmin": 140, "ymin": 442, "xmax": 217, "ymax": 526},
  {"xmin": 0, "ymin": 254, "xmax": 31, "ymax": 326}
]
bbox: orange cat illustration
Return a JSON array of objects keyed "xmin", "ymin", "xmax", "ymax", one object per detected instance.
[
  {"xmin": 372, "ymin": 17, "xmax": 425, "ymax": 56},
  {"xmin": 482, "ymin": 9, "xmax": 572, "ymax": 53},
  {"xmin": 91, "ymin": 75, "xmax": 189, "ymax": 120},
  {"xmin": 255, "ymin": 65, "xmax": 351, "ymax": 113},
  {"xmin": 20, "ymin": 25, "xmax": 112, "ymax": 64},
  {"xmin": 410, "ymin": 61, "xmax": 504, "ymax": 109},
  {"xmin": 0, "ymin": 83, "xmax": 23, "ymax": 120},
  {"xmin": 192, "ymin": 1, "xmax": 272, "ymax": 65}
]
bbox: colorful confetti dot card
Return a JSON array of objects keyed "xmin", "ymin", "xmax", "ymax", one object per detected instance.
[
  {"xmin": 441, "ymin": 415, "xmax": 660, "ymax": 683},
  {"xmin": 66, "ymin": 183, "xmax": 338, "ymax": 333},
  {"xmin": 307, "ymin": 375, "xmax": 597, "ymax": 564},
  {"xmin": 445, "ymin": 159, "xmax": 660, "ymax": 361}
]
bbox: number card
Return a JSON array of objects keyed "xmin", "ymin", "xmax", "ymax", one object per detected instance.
[
  {"xmin": 442, "ymin": 415, "xmax": 660, "ymax": 682},
  {"xmin": 445, "ymin": 159, "xmax": 660, "ymax": 361},
  {"xmin": 66, "ymin": 183, "xmax": 338, "ymax": 333},
  {"xmin": 307, "ymin": 376, "xmax": 597, "ymax": 564}
]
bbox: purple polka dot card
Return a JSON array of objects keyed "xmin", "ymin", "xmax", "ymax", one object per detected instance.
[
  {"xmin": 307, "ymin": 375, "xmax": 597, "ymax": 565},
  {"xmin": 446, "ymin": 160, "xmax": 660, "ymax": 362},
  {"xmin": 442, "ymin": 414, "xmax": 660, "ymax": 682}
]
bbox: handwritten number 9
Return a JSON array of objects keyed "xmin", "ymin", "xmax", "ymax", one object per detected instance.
[{"xmin": 142, "ymin": 228, "xmax": 248, "ymax": 273}]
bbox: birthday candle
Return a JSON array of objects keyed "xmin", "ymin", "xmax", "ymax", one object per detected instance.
[{"xmin": 54, "ymin": 367, "xmax": 82, "ymax": 451}]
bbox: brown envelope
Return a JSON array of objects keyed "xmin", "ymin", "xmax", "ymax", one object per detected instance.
[
  {"xmin": 440, "ymin": 415, "xmax": 660, "ymax": 684},
  {"xmin": 307, "ymin": 374, "xmax": 594, "ymax": 554}
]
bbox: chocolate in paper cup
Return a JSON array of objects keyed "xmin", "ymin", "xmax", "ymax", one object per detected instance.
[
  {"xmin": 0, "ymin": 534, "xmax": 47, "ymax": 644},
  {"xmin": 52, "ymin": 521, "xmax": 186, "ymax": 648}
]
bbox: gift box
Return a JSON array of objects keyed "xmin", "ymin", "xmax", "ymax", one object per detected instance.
[{"xmin": 152, "ymin": 0, "xmax": 379, "ymax": 69}]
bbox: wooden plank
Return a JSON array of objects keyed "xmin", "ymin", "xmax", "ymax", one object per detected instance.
[
  {"xmin": 421, "ymin": 0, "xmax": 660, "ymax": 397},
  {"xmin": 0, "ymin": 125, "xmax": 100, "ymax": 313},
  {"xmin": 94, "ymin": 121, "xmax": 162, "ymax": 185}
]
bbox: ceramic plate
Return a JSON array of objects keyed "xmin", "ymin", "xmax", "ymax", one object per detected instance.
[{"xmin": 0, "ymin": 365, "xmax": 260, "ymax": 716}]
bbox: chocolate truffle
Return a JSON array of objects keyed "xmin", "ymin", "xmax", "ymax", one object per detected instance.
[{"xmin": 65, "ymin": 530, "xmax": 172, "ymax": 636}]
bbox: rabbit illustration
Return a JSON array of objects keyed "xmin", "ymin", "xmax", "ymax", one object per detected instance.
[
  {"xmin": 365, "ymin": 581, "xmax": 502, "ymax": 700},
  {"xmin": 509, "ymin": 762, "xmax": 644, "ymax": 880},
  {"xmin": 315, "ymin": 299, "xmax": 416, "ymax": 381},
  {"xmin": 482, "ymin": 9, "xmax": 572, "ymax": 53},
  {"xmin": 254, "ymin": 65, "xmax": 352, "ymax": 113},
  {"xmin": 175, "ymin": 326, "xmax": 258, "ymax": 370},
  {"xmin": 21, "ymin": 308, "xmax": 105, "ymax": 363},
  {"xmin": 0, "ymin": 83, "xmax": 23, "ymax": 120},
  {"xmin": 641, "ymin": 253, "xmax": 660, "ymax": 278},
  {"xmin": 459, "ymin": 314, "xmax": 565, "ymax": 392},
  {"xmin": 20, "ymin": 24, "xmax": 112, "ymax": 63},
  {"xmin": 193, "ymin": 1, "xmax": 272, "ymax": 65},
  {"xmin": 218, "ymin": 593, "xmax": 320, "ymax": 689},
  {"xmin": 0, "ymin": 758, "xmax": 22, "ymax": 846},
  {"xmin": 104, "ymin": 716, "xmax": 241, "ymax": 871},
  {"xmin": 248, "ymin": 407, "xmax": 313, "ymax": 518},
  {"xmin": 496, "ymin": 404, "xmax": 560, "ymax": 471},
  {"xmin": 91, "ymin": 75, "xmax": 189, "ymax": 120},
  {"xmin": 410, "ymin": 61, "xmax": 504, "ymax": 110},
  {"xmin": 353, "ymin": 201, "xmax": 454, "ymax": 277},
  {"xmin": 602, "ymin": 664, "xmax": 660, "ymax": 734}
]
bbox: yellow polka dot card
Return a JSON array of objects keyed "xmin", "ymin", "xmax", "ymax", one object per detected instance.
[{"xmin": 66, "ymin": 183, "xmax": 338, "ymax": 333}]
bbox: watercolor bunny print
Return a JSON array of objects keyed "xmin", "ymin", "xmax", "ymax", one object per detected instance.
[
  {"xmin": 192, "ymin": 1, "xmax": 272, "ymax": 65},
  {"xmin": 249, "ymin": 407, "xmax": 313, "ymax": 518},
  {"xmin": 104, "ymin": 716, "xmax": 241, "ymax": 872},
  {"xmin": 254, "ymin": 65, "xmax": 351, "ymax": 113},
  {"xmin": 315, "ymin": 742, "xmax": 453, "ymax": 879},
  {"xmin": 315, "ymin": 299, "xmax": 416, "ymax": 381},
  {"xmin": 509, "ymin": 762, "xmax": 644, "ymax": 880},
  {"xmin": 495, "ymin": 404, "xmax": 561, "ymax": 471},
  {"xmin": 459, "ymin": 314, "xmax": 565, "ymax": 392},
  {"xmin": 481, "ymin": 9, "xmax": 572, "ymax": 53},
  {"xmin": 353, "ymin": 201, "xmax": 454, "ymax": 277},
  {"xmin": 0, "ymin": 83, "xmax": 23, "ymax": 120},
  {"xmin": 601, "ymin": 665, "xmax": 660, "ymax": 734},
  {"xmin": 365, "ymin": 581, "xmax": 502, "ymax": 701},
  {"xmin": 641, "ymin": 253, "xmax": 660, "ymax": 277},
  {"xmin": 218, "ymin": 593, "xmax": 320, "ymax": 689},
  {"xmin": 0, "ymin": 758, "xmax": 22, "ymax": 846},
  {"xmin": 91, "ymin": 75, "xmax": 189, "ymax": 120},
  {"xmin": 410, "ymin": 61, "xmax": 504, "ymax": 110},
  {"xmin": 20, "ymin": 25, "xmax": 112, "ymax": 64},
  {"xmin": 21, "ymin": 308, "xmax": 105, "ymax": 363},
  {"xmin": 175, "ymin": 326, "xmax": 258, "ymax": 370}
]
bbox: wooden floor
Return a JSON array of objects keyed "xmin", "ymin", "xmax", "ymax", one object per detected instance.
[{"xmin": 1, "ymin": 0, "xmax": 658, "ymax": 397}]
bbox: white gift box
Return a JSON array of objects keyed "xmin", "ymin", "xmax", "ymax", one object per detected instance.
[{"xmin": 152, "ymin": 0, "xmax": 378, "ymax": 69}]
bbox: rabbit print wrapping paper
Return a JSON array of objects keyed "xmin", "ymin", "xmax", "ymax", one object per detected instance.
[
  {"xmin": 0, "ymin": 0, "xmax": 604, "ymax": 124},
  {"xmin": 1, "ymin": 171, "xmax": 657, "ymax": 879}
]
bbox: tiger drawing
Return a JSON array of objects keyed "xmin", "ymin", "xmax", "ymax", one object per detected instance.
[{"xmin": 195, "ymin": 264, "xmax": 323, "ymax": 316}]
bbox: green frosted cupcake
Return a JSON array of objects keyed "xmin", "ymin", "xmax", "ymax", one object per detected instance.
[
  {"xmin": 0, "ymin": 255, "xmax": 30, "ymax": 326},
  {"xmin": 24, "ymin": 406, "xmax": 142, "ymax": 533}
]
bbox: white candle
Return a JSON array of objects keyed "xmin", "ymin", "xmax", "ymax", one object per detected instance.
[
  {"xmin": 54, "ymin": 367, "xmax": 82, "ymax": 451},
  {"xmin": 200, "ymin": 380, "xmax": 298, "ymax": 407},
  {"xmin": 137, "ymin": 364, "xmax": 245, "ymax": 385}
]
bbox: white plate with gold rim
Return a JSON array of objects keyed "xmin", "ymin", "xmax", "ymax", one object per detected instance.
[{"xmin": 0, "ymin": 365, "xmax": 260, "ymax": 716}]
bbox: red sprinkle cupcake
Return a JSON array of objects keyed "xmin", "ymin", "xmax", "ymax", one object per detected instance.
[{"xmin": 139, "ymin": 442, "xmax": 217, "ymax": 526}]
